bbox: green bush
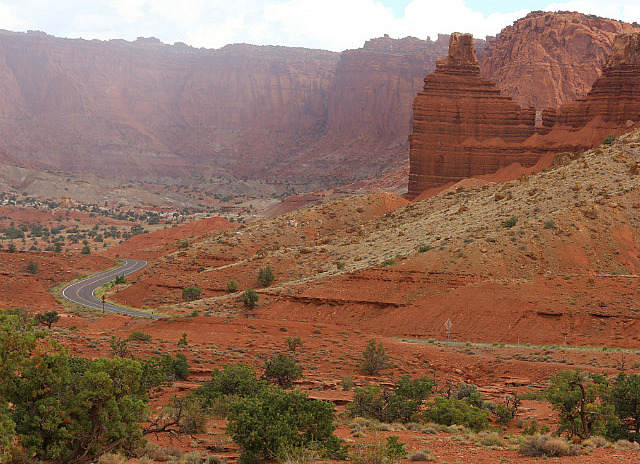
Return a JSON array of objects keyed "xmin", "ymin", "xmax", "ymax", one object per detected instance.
[
  {"xmin": 422, "ymin": 396, "xmax": 490, "ymax": 431},
  {"xmin": 35, "ymin": 310, "xmax": 60, "ymax": 329},
  {"xmin": 0, "ymin": 315, "xmax": 148, "ymax": 462},
  {"xmin": 113, "ymin": 274, "xmax": 126, "ymax": 285},
  {"xmin": 178, "ymin": 240, "xmax": 189, "ymax": 249},
  {"xmin": 347, "ymin": 376, "xmax": 434, "ymax": 423},
  {"xmin": 182, "ymin": 286, "xmax": 202, "ymax": 301},
  {"xmin": 226, "ymin": 280, "xmax": 238, "ymax": 292},
  {"xmin": 81, "ymin": 245, "xmax": 91, "ymax": 254},
  {"xmin": 503, "ymin": 216, "xmax": 518, "ymax": 228},
  {"xmin": 127, "ymin": 331, "xmax": 152, "ymax": 342},
  {"xmin": 258, "ymin": 265, "xmax": 275, "ymax": 287},
  {"xmin": 242, "ymin": 288, "xmax": 259, "ymax": 308},
  {"xmin": 262, "ymin": 353, "xmax": 303, "ymax": 388},
  {"xmin": 25, "ymin": 260, "xmax": 39, "ymax": 274},
  {"xmin": 360, "ymin": 339, "xmax": 391, "ymax": 375},
  {"xmin": 227, "ymin": 388, "xmax": 345, "ymax": 462},
  {"xmin": 285, "ymin": 336, "xmax": 303, "ymax": 352},
  {"xmin": 602, "ymin": 134, "xmax": 617, "ymax": 146},
  {"xmin": 195, "ymin": 363, "xmax": 266, "ymax": 408}
]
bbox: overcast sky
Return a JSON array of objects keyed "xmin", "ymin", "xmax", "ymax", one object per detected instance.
[{"xmin": 0, "ymin": 0, "xmax": 637, "ymax": 51}]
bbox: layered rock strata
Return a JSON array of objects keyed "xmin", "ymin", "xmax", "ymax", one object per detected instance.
[
  {"xmin": 408, "ymin": 32, "xmax": 640, "ymax": 198},
  {"xmin": 481, "ymin": 11, "xmax": 640, "ymax": 110},
  {"xmin": 408, "ymin": 33, "xmax": 539, "ymax": 197}
]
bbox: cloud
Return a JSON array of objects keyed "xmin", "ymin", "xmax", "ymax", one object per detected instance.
[{"xmin": 0, "ymin": 0, "xmax": 637, "ymax": 51}]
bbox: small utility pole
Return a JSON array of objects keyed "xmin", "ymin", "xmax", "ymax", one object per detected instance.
[{"xmin": 102, "ymin": 295, "xmax": 105, "ymax": 314}]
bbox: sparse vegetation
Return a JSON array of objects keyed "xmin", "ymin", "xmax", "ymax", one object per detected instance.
[
  {"xmin": 503, "ymin": 216, "xmax": 518, "ymax": 228},
  {"xmin": 25, "ymin": 260, "xmax": 38, "ymax": 274},
  {"xmin": 262, "ymin": 353, "xmax": 303, "ymax": 388},
  {"xmin": 226, "ymin": 280, "xmax": 238, "ymax": 292},
  {"xmin": 182, "ymin": 286, "xmax": 202, "ymax": 301},
  {"xmin": 360, "ymin": 339, "xmax": 391, "ymax": 375},
  {"xmin": 242, "ymin": 288, "xmax": 259, "ymax": 308},
  {"xmin": 258, "ymin": 265, "xmax": 275, "ymax": 287},
  {"xmin": 35, "ymin": 310, "xmax": 60, "ymax": 329}
]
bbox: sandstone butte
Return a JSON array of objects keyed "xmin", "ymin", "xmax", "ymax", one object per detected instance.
[{"xmin": 408, "ymin": 31, "xmax": 640, "ymax": 198}]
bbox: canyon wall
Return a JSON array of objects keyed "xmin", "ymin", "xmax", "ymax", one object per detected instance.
[
  {"xmin": 408, "ymin": 31, "xmax": 640, "ymax": 197},
  {"xmin": 0, "ymin": 30, "xmax": 455, "ymax": 188},
  {"xmin": 0, "ymin": 11, "xmax": 637, "ymax": 193},
  {"xmin": 481, "ymin": 11, "xmax": 640, "ymax": 110}
]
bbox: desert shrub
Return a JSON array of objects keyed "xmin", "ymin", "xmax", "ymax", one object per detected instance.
[
  {"xmin": 262, "ymin": 353, "xmax": 303, "ymax": 388},
  {"xmin": 361, "ymin": 339, "xmax": 391, "ymax": 375},
  {"xmin": 97, "ymin": 453, "xmax": 128, "ymax": 464},
  {"xmin": 340, "ymin": 375, "xmax": 354, "ymax": 391},
  {"xmin": 226, "ymin": 280, "xmax": 238, "ymax": 292},
  {"xmin": 227, "ymin": 388, "xmax": 345, "ymax": 462},
  {"xmin": 347, "ymin": 376, "xmax": 434, "ymax": 423},
  {"xmin": 257, "ymin": 265, "xmax": 275, "ymax": 287},
  {"xmin": 543, "ymin": 220, "xmax": 555, "ymax": 229},
  {"xmin": 418, "ymin": 245, "xmax": 432, "ymax": 252},
  {"xmin": 408, "ymin": 450, "xmax": 435, "ymax": 461},
  {"xmin": 519, "ymin": 435, "xmax": 577, "ymax": 457},
  {"xmin": 582, "ymin": 435, "xmax": 609, "ymax": 449},
  {"xmin": 177, "ymin": 332, "xmax": 188, "ymax": 347},
  {"xmin": 113, "ymin": 274, "xmax": 126, "ymax": 285},
  {"xmin": 242, "ymin": 288, "xmax": 259, "ymax": 308},
  {"xmin": 178, "ymin": 240, "xmax": 189, "ymax": 249},
  {"xmin": 613, "ymin": 439, "xmax": 640, "ymax": 450},
  {"xmin": 25, "ymin": 260, "xmax": 38, "ymax": 274},
  {"xmin": 35, "ymin": 310, "xmax": 60, "ymax": 329},
  {"xmin": 81, "ymin": 245, "xmax": 91, "ymax": 254},
  {"xmin": 503, "ymin": 216, "xmax": 518, "ymax": 228},
  {"xmin": 470, "ymin": 431, "xmax": 505, "ymax": 447},
  {"xmin": 194, "ymin": 363, "xmax": 266, "ymax": 410},
  {"xmin": 127, "ymin": 331, "xmax": 152, "ymax": 342},
  {"xmin": 546, "ymin": 370, "xmax": 616, "ymax": 439},
  {"xmin": 422, "ymin": 396, "xmax": 490, "ymax": 431},
  {"xmin": 182, "ymin": 286, "xmax": 202, "ymax": 301},
  {"xmin": 602, "ymin": 134, "xmax": 617, "ymax": 146},
  {"xmin": 0, "ymin": 315, "xmax": 149, "ymax": 462},
  {"xmin": 285, "ymin": 336, "xmax": 303, "ymax": 352}
]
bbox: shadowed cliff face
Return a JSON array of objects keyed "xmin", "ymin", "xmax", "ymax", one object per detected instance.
[
  {"xmin": 0, "ymin": 31, "xmax": 456, "ymax": 189},
  {"xmin": 408, "ymin": 31, "xmax": 640, "ymax": 198}
]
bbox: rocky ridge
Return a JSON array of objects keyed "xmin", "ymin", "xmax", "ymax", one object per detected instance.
[
  {"xmin": 481, "ymin": 10, "xmax": 640, "ymax": 110},
  {"xmin": 409, "ymin": 31, "xmax": 640, "ymax": 196}
]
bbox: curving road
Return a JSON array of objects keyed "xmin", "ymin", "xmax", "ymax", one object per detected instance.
[{"xmin": 62, "ymin": 259, "xmax": 162, "ymax": 319}]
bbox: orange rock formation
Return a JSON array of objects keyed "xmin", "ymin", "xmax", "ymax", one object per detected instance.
[
  {"xmin": 408, "ymin": 33, "xmax": 539, "ymax": 197},
  {"xmin": 481, "ymin": 11, "xmax": 640, "ymax": 110},
  {"xmin": 408, "ymin": 31, "xmax": 640, "ymax": 198}
]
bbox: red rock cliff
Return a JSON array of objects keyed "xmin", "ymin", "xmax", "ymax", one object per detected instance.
[
  {"xmin": 481, "ymin": 11, "xmax": 640, "ymax": 111},
  {"xmin": 540, "ymin": 32, "xmax": 640, "ymax": 147},
  {"xmin": 409, "ymin": 31, "xmax": 640, "ymax": 198},
  {"xmin": 408, "ymin": 33, "xmax": 538, "ymax": 198}
]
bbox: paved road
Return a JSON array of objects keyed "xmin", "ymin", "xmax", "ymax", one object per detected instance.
[{"xmin": 62, "ymin": 259, "xmax": 162, "ymax": 319}]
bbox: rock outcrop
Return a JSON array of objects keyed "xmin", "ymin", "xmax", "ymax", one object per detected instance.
[
  {"xmin": 0, "ymin": 30, "xmax": 457, "ymax": 189},
  {"xmin": 481, "ymin": 11, "xmax": 640, "ymax": 110},
  {"xmin": 408, "ymin": 33, "xmax": 539, "ymax": 197},
  {"xmin": 542, "ymin": 32, "xmax": 640, "ymax": 144},
  {"xmin": 409, "ymin": 31, "xmax": 640, "ymax": 198}
]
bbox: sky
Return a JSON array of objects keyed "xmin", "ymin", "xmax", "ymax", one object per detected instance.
[{"xmin": 0, "ymin": 0, "xmax": 637, "ymax": 52}]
